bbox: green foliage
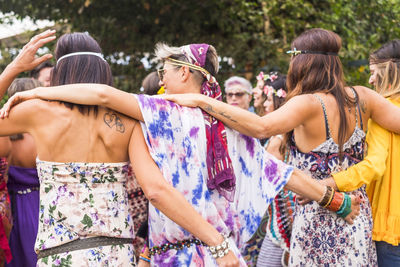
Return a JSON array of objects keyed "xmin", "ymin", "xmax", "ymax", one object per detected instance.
[{"xmin": 1, "ymin": 0, "xmax": 400, "ymax": 90}]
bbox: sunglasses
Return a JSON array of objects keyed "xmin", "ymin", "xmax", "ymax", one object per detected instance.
[
  {"xmin": 226, "ymin": 92, "xmax": 248, "ymax": 98},
  {"xmin": 157, "ymin": 67, "xmax": 178, "ymax": 81}
]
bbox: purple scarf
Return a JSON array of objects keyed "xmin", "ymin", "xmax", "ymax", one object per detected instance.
[{"xmin": 181, "ymin": 44, "xmax": 236, "ymax": 201}]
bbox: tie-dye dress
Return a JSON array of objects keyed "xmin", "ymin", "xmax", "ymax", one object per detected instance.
[{"xmin": 136, "ymin": 95, "xmax": 294, "ymax": 266}]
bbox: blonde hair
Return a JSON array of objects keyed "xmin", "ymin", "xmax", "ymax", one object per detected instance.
[
  {"xmin": 371, "ymin": 61, "xmax": 400, "ymax": 98},
  {"xmin": 154, "ymin": 43, "xmax": 219, "ymax": 85},
  {"xmin": 370, "ymin": 40, "xmax": 400, "ymax": 99}
]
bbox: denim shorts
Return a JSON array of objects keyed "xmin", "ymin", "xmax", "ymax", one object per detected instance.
[{"xmin": 375, "ymin": 241, "xmax": 400, "ymax": 267}]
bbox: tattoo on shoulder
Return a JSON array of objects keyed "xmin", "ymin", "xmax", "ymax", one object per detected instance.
[
  {"xmin": 360, "ymin": 99, "xmax": 367, "ymax": 114},
  {"xmin": 103, "ymin": 112, "xmax": 125, "ymax": 133},
  {"xmin": 204, "ymin": 104, "xmax": 238, "ymax": 123}
]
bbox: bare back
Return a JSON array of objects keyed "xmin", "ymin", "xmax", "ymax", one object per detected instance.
[
  {"xmin": 293, "ymin": 86, "xmax": 371, "ymax": 153},
  {"xmin": 3, "ymin": 99, "xmax": 137, "ymax": 163}
]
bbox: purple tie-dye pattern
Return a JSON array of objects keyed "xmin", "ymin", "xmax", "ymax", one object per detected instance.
[
  {"xmin": 240, "ymin": 134, "xmax": 255, "ymax": 158},
  {"xmin": 189, "ymin": 127, "xmax": 200, "ymax": 138},
  {"xmin": 264, "ymin": 159, "xmax": 278, "ymax": 183},
  {"xmin": 135, "ymin": 94, "xmax": 294, "ymax": 265}
]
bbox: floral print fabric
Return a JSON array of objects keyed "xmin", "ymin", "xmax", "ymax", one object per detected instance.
[
  {"xmin": 136, "ymin": 95, "xmax": 294, "ymax": 266},
  {"xmin": 288, "ymin": 128, "xmax": 377, "ymax": 266},
  {"xmin": 35, "ymin": 159, "xmax": 135, "ymax": 266}
]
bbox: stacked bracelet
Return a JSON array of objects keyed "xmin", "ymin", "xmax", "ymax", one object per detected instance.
[
  {"xmin": 323, "ymin": 191, "xmax": 352, "ymax": 218},
  {"xmin": 208, "ymin": 233, "xmax": 230, "ymax": 259},
  {"xmin": 318, "ymin": 186, "xmax": 334, "ymax": 207},
  {"xmin": 139, "ymin": 253, "xmax": 150, "ymax": 263},
  {"xmin": 336, "ymin": 193, "xmax": 352, "ymax": 218}
]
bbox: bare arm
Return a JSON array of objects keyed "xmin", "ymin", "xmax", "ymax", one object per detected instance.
[
  {"xmin": 0, "ymin": 100, "xmax": 39, "ymax": 137},
  {"xmin": 285, "ymin": 169, "xmax": 361, "ymax": 224},
  {"xmin": 128, "ymin": 125, "xmax": 239, "ymax": 266},
  {"xmin": 0, "ymin": 137, "xmax": 11, "ymax": 158},
  {"xmin": 0, "ymin": 30, "xmax": 55, "ymax": 98},
  {"xmin": 164, "ymin": 93, "xmax": 316, "ymax": 139},
  {"xmin": 1, "ymin": 84, "xmax": 143, "ymax": 122}
]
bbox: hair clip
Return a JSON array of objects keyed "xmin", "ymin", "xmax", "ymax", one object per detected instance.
[
  {"xmin": 286, "ymin": 47, "xmax": 302, "ymax": 56},
  {"xmin": 286, "ymin": 48, "xmax": 338, "ymax": 56}
]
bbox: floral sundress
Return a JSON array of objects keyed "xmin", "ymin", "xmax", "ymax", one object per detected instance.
[
  {"xmin": 35, "ymin": 159, "xmax": 136, "ymax": 267},
  {"xmin": 288, "ymin": 93, "xmax": 377, "ymax": 266}
]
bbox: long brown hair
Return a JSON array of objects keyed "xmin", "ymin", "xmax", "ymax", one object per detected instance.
[
  {"xmin": 52, "ymin": 32, "xmax": 113, "ymax": 115},
  {"xmin": 369, "ymin": 40, "xmax": 400, "ymax": 98},
  {"xmin": 286, "ymin": 28, "xmax": 356, "ymax": 160}
]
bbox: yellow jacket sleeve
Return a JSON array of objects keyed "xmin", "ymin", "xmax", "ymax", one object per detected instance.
[{"xmin": 332, "ymin": 119, "xmax": 390, "ymax": 192}]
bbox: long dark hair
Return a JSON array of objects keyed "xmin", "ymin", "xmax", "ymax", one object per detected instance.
[
  {"xmin": 52, "ymin": 32, "xmax": 113, "ymax": 115},
  {"xmin": 286, "ymin": 28, "xmax": 356, "ymax": 160}
]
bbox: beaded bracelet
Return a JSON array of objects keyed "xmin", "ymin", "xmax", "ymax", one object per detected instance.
[{"xmin": 208, "ymin": 233, "xmax": 230, "ymax": 259}]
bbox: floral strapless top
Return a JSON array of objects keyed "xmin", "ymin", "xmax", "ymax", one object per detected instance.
[{"xmin": 35, "ymin": 159, "xmax": 134, "ymax": 252}]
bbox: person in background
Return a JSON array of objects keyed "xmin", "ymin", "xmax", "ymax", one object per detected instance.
[
  {"xmin": 5, "ymin": 78, "xmax": 41, "ymax": 267},
  {"xmin": 252, "ymin": 72, "xmax": 269, "ymax": 117},
  {"xmin": 322, "ymin": 39, "xmax": 400, "ymax": 267},
  {"xmin": 257, "ymin": 73, "xmax": 294, "ymax": 267},
  {"xmin": 141, "ymin": 71, "xmax": 161, "ymax": 95},
  {"xmin": 30, "ymin": 62, "xmax": 53, "ymax": 87},
  {"xmin": 224, "ymin": 76, "xmax": 253, "ymax": 111}
]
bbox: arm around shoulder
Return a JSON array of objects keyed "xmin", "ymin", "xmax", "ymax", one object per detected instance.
[
  {"xmin": 366, "ymin": 87, "xmax": 400, "ymax": 134},
  {"xmin": 128, "ymin": 124, "xmax": 225, "ymax": 247},
  {"xmin": 0, "ymin": 99, "xmax": 44, "ymax": 137},
  {"xmin": 332, "ymin": 119, "xmax": 390, "ymax": 191}
]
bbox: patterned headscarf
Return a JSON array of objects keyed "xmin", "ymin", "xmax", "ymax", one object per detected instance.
[{"xmin": 179, "ymin": 44, "xmax": 236, "ymax": 202}]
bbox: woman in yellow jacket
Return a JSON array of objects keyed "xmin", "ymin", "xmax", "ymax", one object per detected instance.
[{"xmin": 325, "ymin": 40, "xmax": 400, "ymax": 266}]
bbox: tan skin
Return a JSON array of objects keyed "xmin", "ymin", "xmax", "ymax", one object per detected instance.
[
  {"xmin": 317, "ymin": 63, "xmax": 384, "ymax": 192},
  {"xmin": 0, "ymin": 59, "xmax": 363, "ymax": 224},
  {"xmin": 0, "ymin": 137, "xmax": 11, "ymax": 158},
  {"xmin": 1, "ymin": 32, "xmax": 239, "ymax": 267},
  {"xmin": 8, "ymin": 134, "xmax": 37, "ymax": 168}
]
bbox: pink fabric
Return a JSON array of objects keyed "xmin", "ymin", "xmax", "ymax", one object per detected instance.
[
  {"xmin": 182, "ymin": 44, "xmax": 236, "ymax": 201},
  {"xmin": 0, "ymin": 158, "xmax": 11, "ymax": 263}
]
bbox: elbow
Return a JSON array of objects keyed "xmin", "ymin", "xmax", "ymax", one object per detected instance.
[
  {"xmin": 255, "ymin": 122, "xmax": 273, "ymax": 139},
  {"xmin": 142, "ymin": 184, "xmax": 167, "ymax": 206}
]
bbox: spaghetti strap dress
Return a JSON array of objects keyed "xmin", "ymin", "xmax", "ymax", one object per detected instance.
[{"xmin": 288, "ymin": 90, "xmax": 377, "ymax": 266}]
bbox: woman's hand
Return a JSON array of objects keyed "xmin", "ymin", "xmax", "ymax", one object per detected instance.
[
  {"xmin": 344, "ymin": 194, "xmax": 362, "ymax": 224},
  {"xmin": 215, "ymin": 250, "xmax": 240, "ymax": 267},
  {"xmin": 296, "ymin": 195, "xmax": 312, "ymax": 205},
  {"xmin": 162, "ymin": 93, "xmax": 202, "ymax": 107},
  {"xmin": 0, "ymin": 90, "xmax": 37, "ymax": 118},
  {"xmin": 7, "ymin": 29, "xmax": 56, "ymax": 73}
]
